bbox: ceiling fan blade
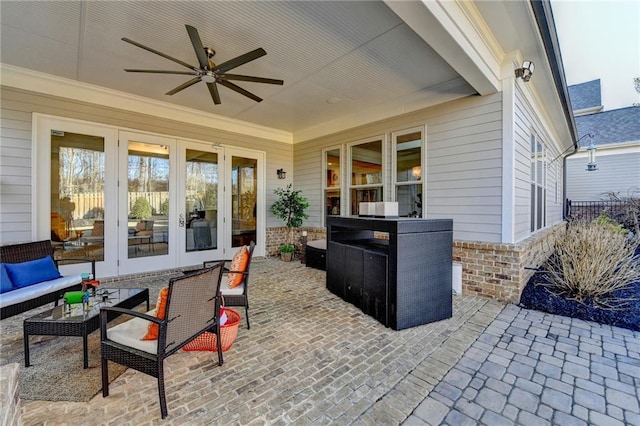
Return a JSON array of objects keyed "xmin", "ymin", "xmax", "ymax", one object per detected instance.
[
  {"xmin": 165, "ymin": 77, "xmax": 202, "ymax": 96},
  {"xmin": 122, "ymin": 37, "xmax": 195, "ymax": 70},
  {"xmin": 213, "ymin": 48, "xmax": 266, "ymax": 74},
  {"xmin": 124, "ymin": 69, "xmax": 199, "ymax": 75},
  {"xmin": 219, "ymin": 74, "xmax": 284, "ymax": 85},
  {"xmin": 207, "ymin": 82, "xmax": 221, "ymax": 105},
  {"xmin": 185, "ymin": 25, "xmax": 210, "ymax": 70},
  {"xmin": 217, "ymin": 79, "xmax": 262, "ymax": 102}
]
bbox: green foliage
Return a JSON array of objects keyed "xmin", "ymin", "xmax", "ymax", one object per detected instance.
[
  {"xmin": 271, "ymin": 184, "xmax": 309, "ymax": 246},
  {"xmin": 159, "ymin": 198, "xmax": 169, "ymax": 216},
  {"xmin": 595, "ymin": 211, "xmax": 626, "ymax": 234},
  {"xmin": 278, "ymin": 243, "xmax": 295, "ymax": 253},
  {"xmin": 130, "ymin": 197, "xmax": 152, "ymax": 219}
]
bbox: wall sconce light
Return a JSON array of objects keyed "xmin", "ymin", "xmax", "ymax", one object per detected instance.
[
  {"xmin": 586, "ymin": 142, "xmax": 598, "ymax": 171},
  {"xmin": 277, "ymin": 168, "xmax": 287, "ymax": 179},
  {"xmin": 515, "ymin": 60, "xmax": 535, "ymax": 82}
]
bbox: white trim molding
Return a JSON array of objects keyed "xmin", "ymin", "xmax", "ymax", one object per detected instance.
[{"xmin": 1, "ymin": 63, "xmax": 292, "ymax": 144}]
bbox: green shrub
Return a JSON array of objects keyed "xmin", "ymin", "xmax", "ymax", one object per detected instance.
[
  {"xmin": 543, "ymin": 220, "xmax": 640, "ymax": 308},
  {"xmin": 279, "ymin": 243, "xmax": 295, "ymax": 253},
  {"xmin": 594, "ymin": 211, "xmax": 626, "ymax": 234},
  {"xmin": 130, "ymin": 197, "xmax": 152, "ymax": 219}
]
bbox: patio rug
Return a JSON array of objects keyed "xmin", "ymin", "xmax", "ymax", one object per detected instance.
[{"xmin": 5, "ymin": 332, "xmax": 127, "ymax": 402}]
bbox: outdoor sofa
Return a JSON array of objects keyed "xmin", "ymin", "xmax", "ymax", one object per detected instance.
[{"xmin": 0, "ymin": 240, "xmax": 95, "ymax": 319}]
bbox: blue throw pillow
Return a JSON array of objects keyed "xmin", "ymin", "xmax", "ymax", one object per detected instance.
[
  {"xmin": 4, "ymin": 256, "xmax": 61, "ymax": 288},
  {"xmin": 0, "ymin": 264, "xmax": 13, "ymax": 293}
]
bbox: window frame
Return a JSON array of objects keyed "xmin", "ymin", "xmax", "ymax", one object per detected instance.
[
  {"xmin": 322, "ymin": 145, "xmax": 344, "ymax": 225},
  {"xmin": 391, "ymin": 126, "xmax": 426, "ymax": 218},
  {"xmin": 347, "ymin": 135, "xmax": 386, "ymax": 216},
  {"xmin": 530, "ymin": 132, "xmax": 547, "ymax": 232}
]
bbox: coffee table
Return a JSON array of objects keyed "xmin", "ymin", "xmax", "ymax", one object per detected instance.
[{"xmin": 24, "ymin": 288, "xmax": 149, "ymax": 369}]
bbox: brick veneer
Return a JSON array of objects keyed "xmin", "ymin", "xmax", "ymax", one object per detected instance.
[
  {"xmin": 267, "ymin": 222, "xmax": 565, "ymax": 303},
  {"xmin": 454, "ymin": 223, "xmax": 565, "ymax": 303}
]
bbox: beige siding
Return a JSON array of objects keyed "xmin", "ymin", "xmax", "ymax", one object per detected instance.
[
  {"xmin": 0, "ymin": 86, "xmax": 292, "ymax": 244},
  {"xmin": 566, "ymin": 149, "xmax": 640, "ymax": 201},
  {"xmin": 513, "ymin": 84, "xmax": 565, "ymax": 243},
  {"xmin": 295, "ymin": 93, "xmax": 504, "ymax": 243}
]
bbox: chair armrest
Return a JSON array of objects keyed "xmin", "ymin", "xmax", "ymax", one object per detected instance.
[
  {"xmin": 99, "ymin": 306, "xmax": 160, "ymax": 340},
  {"xmin": 54, "ymin": 258, "xmax": 96, "ymax": 277}
]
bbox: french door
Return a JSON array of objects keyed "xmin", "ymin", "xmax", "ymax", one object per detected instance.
[{"xmin": 37, "ymin": 116, "xmax": 264, "ymax": 277}]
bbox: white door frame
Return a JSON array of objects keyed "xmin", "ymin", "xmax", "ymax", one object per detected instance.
[{"xmin": 34, "ymin": 114, "xmax": 119, "ymax": 277}]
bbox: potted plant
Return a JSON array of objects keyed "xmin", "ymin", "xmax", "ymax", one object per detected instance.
[{"xmin": 271, "ymin": 183, "xmax": 309, "ymax": 261}]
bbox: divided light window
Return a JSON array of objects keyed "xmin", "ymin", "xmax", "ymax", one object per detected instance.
[
  {"xmin": 530, "ymin": 133, "xmax": 546, "ymax": 232},
  {"xmin": 349, "ymin": 138, "xmax": 383, "ymax": 216},
  {"xmin": 323, "ymin": 147, "xmax": 341, "ymax": 224},
  {"xmin": 392, "ymin": 128, "xmax": 423, "ymax": 217}
]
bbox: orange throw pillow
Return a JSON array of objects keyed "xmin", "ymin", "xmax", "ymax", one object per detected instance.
[
  {"xmin": 227, "ymin": 246, "xmax": 249, "ymax": 288},
  {"xmin": 142, "ymin": 287, "xmax": 169, "ymax": 340}
]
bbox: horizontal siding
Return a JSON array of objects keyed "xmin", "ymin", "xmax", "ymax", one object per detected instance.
[
  {"xmin": 295, "ymin": 92, "xmax": 504, "ymax": 243},
  {"xmin": 566, "ymin": 150, "xmax": 640, "ymax": 201},
  {"xmin": 513, "ymin": 84, "xmax": 565, "ymax": 242},
  {"xmin": 0, "ymin": 86, "xmax": 292, "ymax": 244}
]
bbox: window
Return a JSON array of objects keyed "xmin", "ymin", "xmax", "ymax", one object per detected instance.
[
  {"xmin": 392, "ymin": 128, "xmax": 424, "ymax": 217},
  {"xmin": 349, "ymin": 137, "xmax": 384, "ymax": 215},
  {"xmin": 530, "ymin": 133, "xmax": 546, "ymax": 232},
  {"xmin": 323, "ymin": 147, "xmax": 341, "ymax": 223}
]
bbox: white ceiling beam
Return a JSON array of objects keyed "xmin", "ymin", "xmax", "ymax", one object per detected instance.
[{"xmin": 384, "ymin": 0, "xmax": 502, "ymax": 96}]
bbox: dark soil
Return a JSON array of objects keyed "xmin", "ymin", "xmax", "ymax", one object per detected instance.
[{"xmin": 519, "ymin": 249, "xmax": 640, "ymax": 332}]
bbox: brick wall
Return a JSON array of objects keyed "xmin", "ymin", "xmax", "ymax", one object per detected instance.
[
  {"xmin": 268, "ymin": 223, "xmax": 564, "ymax": 303},
  {"xmin": 454, "ymin": 223, "xmax": 565, "ymax": 303}
]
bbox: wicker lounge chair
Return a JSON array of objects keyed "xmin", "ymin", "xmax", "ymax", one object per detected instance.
[
  {"xmin": 204, "ymin": 240, "xmax": 255, "ymax": 329},
  {"xmin": 99, "ymin": 263, "xmax": 225, "ymax": 419}
]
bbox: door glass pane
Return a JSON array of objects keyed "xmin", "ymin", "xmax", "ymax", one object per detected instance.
[
  {"xmin": 325, "ymin": 189, "xmax": 341, "ymax": 218},
  {"xmin": 127, "ymin": 142, "xmax": 169, "ymax": 258},
  {"xmin": 185, "ymin": 149, "xmax": 218, "ymax": 252},
  {"xmin": 232, "ymin": 156, "xmax": 257, "ymax": 247},
  {"xmin": 51, "ymin": 131, "xmax": 105, "ymax": 262}
]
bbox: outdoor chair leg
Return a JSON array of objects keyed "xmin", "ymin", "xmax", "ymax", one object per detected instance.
[
  {"xmin": 245, "ymin": 307, "xmax": 250, "ymax": 329},
  {"xmin": 101, "ymin": 357, "xmax": 109, "ymax": 397},
  {"xmin": 158, "ymin": 367, "xmax": 168, "ymax": 419}
]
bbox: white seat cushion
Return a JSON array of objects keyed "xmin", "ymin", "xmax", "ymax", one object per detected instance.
[
  {"xmin": 307, "ymin": 239, "xmax": 326, "ymax": 250},
  {"xmin": 220, "ymin": 279, "xmax": 244, "ymax": 296},
  {"xmin": 0, "ymin": 274, "xmax": 82, "ymax": 309},
  {"xmin": 107, "ymin": 312, "xmax": 158, "ymax": 355}
]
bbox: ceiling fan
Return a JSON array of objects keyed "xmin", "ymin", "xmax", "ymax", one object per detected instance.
[{"xmin": 122, "ymin": 24, "xmax": 283, "ymax": 105}]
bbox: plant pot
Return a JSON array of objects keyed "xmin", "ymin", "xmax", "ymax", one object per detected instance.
[{"xmin": 280, "ymin": 252, "xmax": 293, "ymax": 262}]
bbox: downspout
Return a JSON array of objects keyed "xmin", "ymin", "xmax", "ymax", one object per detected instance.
[{"xmin": 529, "ymin": 0, "xmax": 579, "ymax": 220}]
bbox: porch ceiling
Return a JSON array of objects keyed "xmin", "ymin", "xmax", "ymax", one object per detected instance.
[{"xmin": 0, "ymin": 1, "xmax": 482, "ymax": 140}]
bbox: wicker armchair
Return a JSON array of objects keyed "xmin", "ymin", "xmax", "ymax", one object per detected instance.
[
  {"xmin": 99, "ymin": 263, "xmax": 225, "ymax": 419},
  {"xmin": 204, "ymin": 240, "xmax": 255, "ymax": 329}
]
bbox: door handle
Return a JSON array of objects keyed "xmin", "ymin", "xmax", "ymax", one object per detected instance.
[{"xmin": 179, "ymin": 214, "xmax": 185, "ymax": 227}]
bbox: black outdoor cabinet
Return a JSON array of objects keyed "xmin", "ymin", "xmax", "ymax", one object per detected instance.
[{"xmin": 326, "ymin": 216, "xmax": 453, "ymax": 330}]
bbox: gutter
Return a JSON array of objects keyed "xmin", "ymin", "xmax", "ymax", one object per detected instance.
[{"xmin": 529, "ymin": 0, "xmax": 579, "ymax": 219}]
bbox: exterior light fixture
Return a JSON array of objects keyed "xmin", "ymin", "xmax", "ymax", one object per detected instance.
[
  {"xmin": 586, "ymin": 142, "xmax": 597, "ymax": 171},
  {"xmin": 277, "ymin": 168, "xmax": 287, "ymax": 179},
  {"xmin": 515, "ymin": 60, "xmax": 535, "ymax": 82}
]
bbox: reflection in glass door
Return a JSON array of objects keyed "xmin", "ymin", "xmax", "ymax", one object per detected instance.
[
  {"xmin": 177, "ymin": 144, "xmax": 224, "ymax": 266},
  {"xmin": 50, "ymin": 131, "xmax": 105, "ymax": 263},
  {"xmin": 231, "ymin": 156, "xmax": 257, "ymax": 248},
  {"xmin": 119, "ymin": 131, "xmax": 175, "ymax": 275}
]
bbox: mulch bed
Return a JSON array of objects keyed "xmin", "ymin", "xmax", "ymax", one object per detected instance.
[{"xmin": 520, "ymin": 249, "xmax": 640, "ymax": 332}]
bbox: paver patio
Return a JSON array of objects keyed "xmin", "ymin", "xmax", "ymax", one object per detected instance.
[{"xmin": 1, "ymin": 257, "xmax": 639, "ymax": 425}]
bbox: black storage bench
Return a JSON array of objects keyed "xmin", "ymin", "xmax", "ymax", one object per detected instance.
[{"xmin": 305, "ymin": 240, "xmax": 326, "ymax": 271}]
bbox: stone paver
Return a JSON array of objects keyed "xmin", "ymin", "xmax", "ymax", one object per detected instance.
[
  {"xmin": 3, "ymin": 257, "xmax": 640, "ymax": 425},
  {"xmin": 406, "ymin": 303, "xmax": 640, "ymax": 426}
]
